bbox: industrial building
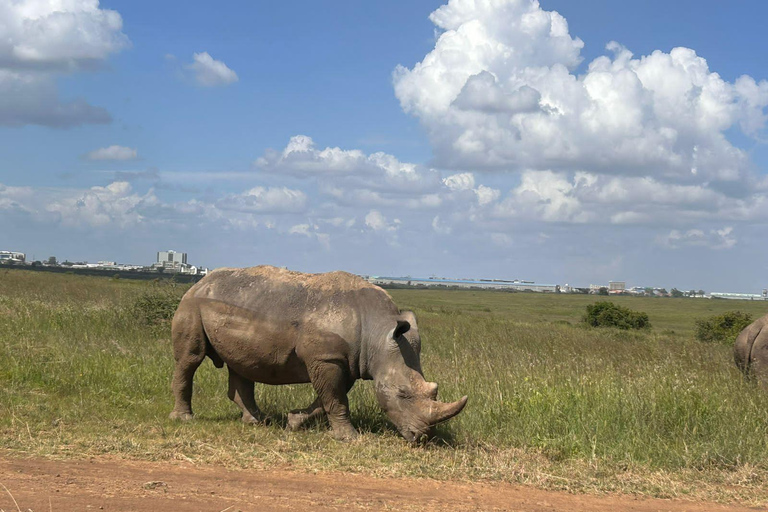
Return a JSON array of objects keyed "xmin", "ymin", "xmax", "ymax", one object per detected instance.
[
  {"xmin": 367, "ymin": 276, "xmax": 559, "ymax": 292},
  {"xmin": 710, "ymin": 291, "xmax": 768, "ymax": 301}
]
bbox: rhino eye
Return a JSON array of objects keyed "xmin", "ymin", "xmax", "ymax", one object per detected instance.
[{"xmin": 396, "ymin": 389, "xmax": 414, "ymax": 401}]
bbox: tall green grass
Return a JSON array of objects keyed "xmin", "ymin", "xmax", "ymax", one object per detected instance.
[{"xmin": 1, "ymin": 270, "xmax": 767, "ymax": 503}]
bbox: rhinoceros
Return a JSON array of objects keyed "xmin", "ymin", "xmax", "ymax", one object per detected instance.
[
  {"xmin": 734, "ymin": 313, "xmax": 768, "ymax": 386},
  {"xmin": 169, "ymin": 265, "xmax": 467, "ymax": 441}
]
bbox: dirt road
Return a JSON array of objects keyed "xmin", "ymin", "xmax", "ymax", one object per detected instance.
[{"xmin": 0, "ymin": 455, "xmax": 761, "ymax": 512}]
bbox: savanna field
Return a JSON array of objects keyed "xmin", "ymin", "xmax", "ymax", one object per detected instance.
[{"xmin": 1, "ymin": 270, "xmax": 768, "ymax": 505}]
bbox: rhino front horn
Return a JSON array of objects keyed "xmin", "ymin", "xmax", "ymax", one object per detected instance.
[{"xmin": 428, "ymin": 396, "xmax": 468, "ymax": 425}]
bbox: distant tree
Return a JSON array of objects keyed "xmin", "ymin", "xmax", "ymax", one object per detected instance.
[
  {"xmin": 644, "ymin": 287, "xmax": 653, "ymax": 296},
  {"xmin": 698, "ymin": 290, "xmax": 706, "ymax": 297},
  {"xmin": 583, "ymin": 301, "xmax": 651, "ymax": 330},
  {"xmin": 47, "ymin": 256, "xmax": 57, "ymax": 265},
  {"xmin": 688, "ymin": 289, "xmax": 697, "ymax": 297},
  {"xmin": 670, "ymin": 288, "xmax": 684, "ymax": 298},
  {"xmin": 658, "ymin": 288, "xmax": 668, "ymax": 296},
  {"xmin": 598, "ymin": 287, "xmax": 609, "ymax": 296},
  {"xmin": 695, "ymin": 311, "xmax": 752, "ymax": 344}
]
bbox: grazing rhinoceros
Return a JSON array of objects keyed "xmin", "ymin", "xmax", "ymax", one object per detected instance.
[
  {"xmin": 169, "ymin": 265, "xmax": 467, "ymax": 441},
  {"xmin": 734, "ymin": 313, "xmax": 768, "ymax": 386}
]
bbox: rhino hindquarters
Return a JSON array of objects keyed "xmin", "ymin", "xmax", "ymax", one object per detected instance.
[{"xmin": 751, "ymin": 329, "xmax": 768, "ymax": 387}]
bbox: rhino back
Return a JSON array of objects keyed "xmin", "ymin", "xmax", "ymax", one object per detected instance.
[{"xmin": 180, "ymin": 266, "xmax": 397, "ymax": 383}]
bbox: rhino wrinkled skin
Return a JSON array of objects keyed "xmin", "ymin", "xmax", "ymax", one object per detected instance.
[
  {"xmin": 169, "ymin": 265, "xmax": 467, "ymax": 441},
  {"xmin": 734, "ymin": 313, "xmax": 768, "ymax": 387}
]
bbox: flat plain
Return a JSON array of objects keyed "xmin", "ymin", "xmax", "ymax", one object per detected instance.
[{"xmin": 1, "ymin": 269, "xmax": 767, "ymax": 508}]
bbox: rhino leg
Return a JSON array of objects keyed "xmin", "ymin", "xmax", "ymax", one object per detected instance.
[
  {"xmin": 227, "ymin": 367, "xmax": 270, "ymax": 425},
  {"xmin": 307, "ymin": 360, "xmax": 358, "ymax": 441},
  {"xmin": 169, "ymin": 305, "xmax": 206, "ymax": 421},
  {"xmin": 286, "ymin": 395, "xmax": 326, "ymax": 431}
]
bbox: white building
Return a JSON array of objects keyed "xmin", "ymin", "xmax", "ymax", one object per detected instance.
[
  {"xmin": 0, "ymin": 251, "xmax": 25, "ymax": 263},
  {"xmin": 609, "ymin": 281, "xmax": 626, "ymax": 292},
  {"xmin": 156, "ymin": 250, "xmax": 187, "ymax": 268},
  {"xmin": 153, "ymin": 250, "xmax": 207, "ymax": 275},
  {"xmin": 367, "ymin": 276, "xmax": 559, "ymax": 292}
]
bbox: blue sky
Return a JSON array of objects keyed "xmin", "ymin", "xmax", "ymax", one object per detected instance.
[{"xmin": 2, "ymin": 0, "xmax": 768, "ymax": 292}]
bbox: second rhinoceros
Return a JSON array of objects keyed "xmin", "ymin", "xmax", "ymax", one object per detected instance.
[
  {"xmin": 734, "ymin": 313, "xmax": 768, "ymax": 386},
  {"xmin": 169, "ymin": 265, "xmax": 467, "ymax": 441}
]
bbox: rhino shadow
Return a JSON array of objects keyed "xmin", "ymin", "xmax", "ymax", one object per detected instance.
[{"xmin": 192, "ymin": 408, "xmax": 459, "ymax": 446}]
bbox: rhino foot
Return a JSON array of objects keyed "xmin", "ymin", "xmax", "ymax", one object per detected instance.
[
  {"xmin": 242, "ymin": 412, "xmax": 271, "ymax": 426},
  {"xmin": 169, "ymin": 411, "xmax": 194, "ymax": 422},
  {"xmin": 286, "ymin": 411, "xmax": 312, "ymax": 431},
  {"xmin": 287, "ymin": 397, "xmax": 326, "ymax": 431},
  {"xmin": 330, "ymin": 425, "xmax": 360, "ymax": 442}
]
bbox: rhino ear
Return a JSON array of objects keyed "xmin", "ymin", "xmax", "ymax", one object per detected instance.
[{"xmin": 393, "ymin": 320, "xmax": 411, "ymax": 339}]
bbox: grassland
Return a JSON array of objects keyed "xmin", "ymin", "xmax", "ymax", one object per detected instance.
[{"xmin": 1, "ymin": 269, "xmax": 768, "ymax": 505}]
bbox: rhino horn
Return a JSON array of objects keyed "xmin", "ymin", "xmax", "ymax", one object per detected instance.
[{"xmin": 426, "ymin": 395, "xmax": 468, "ymax": 426}]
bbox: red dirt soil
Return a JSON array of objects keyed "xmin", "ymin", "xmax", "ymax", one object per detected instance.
[{"xmin": 0, "ymin": 455, "xmax": 762, "ymax": 512}]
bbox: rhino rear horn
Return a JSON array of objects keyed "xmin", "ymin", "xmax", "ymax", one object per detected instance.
[{"xmin": 423, "ymin": 381, "xmax": 438, "ymax": 400}]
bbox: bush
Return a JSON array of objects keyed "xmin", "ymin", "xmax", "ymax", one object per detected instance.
[
  {"xmin": 694, "ymin": 311, "xmax": 753, "ymax": 344},
  {"xmin": 132, "ymin": 290, "xmax": 181, "ymax": 325},
  {"xmin": 582, "ymin": 301, "xmax": 651, "ymax": 330}
]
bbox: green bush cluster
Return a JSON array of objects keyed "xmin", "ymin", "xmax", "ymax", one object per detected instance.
[
  {"xmin": 132, "ymin": 289, "xmax": 182, "ymax": 325},
  {"xmin": 694, "ymin": 310, "xmax": 753, "ymax": 344},
  {"xmin": 582, "ymin": 301, "xmax": 651, "ymax": 330}
]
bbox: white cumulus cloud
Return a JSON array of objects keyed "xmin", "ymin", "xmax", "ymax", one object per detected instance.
[
  {"xmin": 365, "ymin": 210, "xmax": 400, "ymax": 232},
  {"xmin": 216, "ymin": 186, "xmax": 307, "ymax": 214},
  {"xmin": 188, "ymin": 52, "xmax": 239, "ymax": 87},
  {"xmin": 85, "ymin": 145, "xmax": 138, "ymax": 161},
  {"xmin": 658, "ymin": 227, "xmax": 737, "ymax": 250},
  {"xmin": 393, "ymin": 0, "xmax": 768, "ymax": 187},
  {"xmin": 0, "ymin": 0, "xmax": 128, "ymax": 127}
]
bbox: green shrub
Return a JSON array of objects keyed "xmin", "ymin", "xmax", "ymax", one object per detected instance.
[
  {"xmin": 694, "ymin": 310, "xmax": 753, "ymax": 344},
  {"xmin": 582, "ymin": 301, "xmax": 651, "ymax": 330},
  {"xmin": 132, "ymin": 289, "xmax": 182, "ymax": 325}
]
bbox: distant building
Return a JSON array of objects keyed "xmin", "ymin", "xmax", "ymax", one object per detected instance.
[
  {"xmin": 367, "ymin": 276, "xmax": 558, "ymax": 292},
  {"xmin": 0, "ymin": 251, "xmax": 25, "ymax": 263},
  {"xmin": 609, "ymin": 281, "xmax": 626, "ymax": 292},
  {"xmin": 157, "ymin": 250, "xmax": 187, "ymax": 268},
  {"xmin": 153, "ymin": 250, "xmax": 207, "ymax": 275},
  {"xmin": 710, "ymin": 292, "xmax": 767, "ymax": 301},
  {"xmin": 589, "ymin": 284, "xmax": 607, "ymax": 294}
]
